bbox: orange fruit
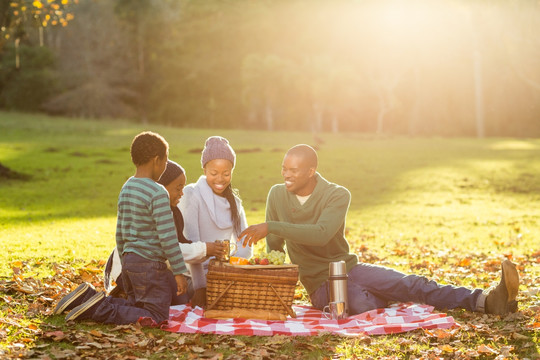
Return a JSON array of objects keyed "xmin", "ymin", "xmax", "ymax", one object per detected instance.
[{"xmin": 229, "ymin": 256, "xmax": 250, "ymax": 265}]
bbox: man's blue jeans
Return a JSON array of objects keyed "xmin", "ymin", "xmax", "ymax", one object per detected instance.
[
  {"xmin": 310, "ymin": 262, "xmax": 484, "ymax": 315},
  {"xmin": 92, "ymin": 253, "xmax": 173, "ymax": 324}
]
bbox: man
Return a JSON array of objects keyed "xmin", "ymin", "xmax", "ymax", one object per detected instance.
[{"xmin": 240, "ymin": 144, "xmax": 519, "ymax": 316}]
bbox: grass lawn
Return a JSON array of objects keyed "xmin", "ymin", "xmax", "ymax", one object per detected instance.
[{"xmin": 1, "ymin": 111, "xmax": 539, "ymax": 359}]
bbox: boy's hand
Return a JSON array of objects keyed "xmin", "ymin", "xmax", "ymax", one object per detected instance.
[
  {"xmin": 206, "ymin": 242, "xmax": 227, "ymax": 258},
  {"xmin": 239, "ymin": 223, "xmax": 268, "ymax": 247},
  {"xmin": 175, "ymin": 275, "xmax": 188, "ymax": 295}
]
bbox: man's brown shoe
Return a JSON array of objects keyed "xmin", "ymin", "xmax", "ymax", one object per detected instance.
[{"xmin": 485, "ymin": 260, "xmax": 519, "ymax": 315}]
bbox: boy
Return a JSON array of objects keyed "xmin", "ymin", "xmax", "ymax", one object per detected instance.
[{"xmin": 53, "ymin": 131, "xmax": 188, "ymax": 324}]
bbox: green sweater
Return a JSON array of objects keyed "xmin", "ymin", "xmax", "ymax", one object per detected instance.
[
  {"xmin": 116, "ymin": 177, "xmax": 186, "ymax": 275},
  {"xmin": 265, "ymin": 173, "xmax": 358, "ymax": 295}
]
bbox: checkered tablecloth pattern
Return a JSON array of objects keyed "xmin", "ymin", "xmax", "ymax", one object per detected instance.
[{"xmin": 161, "ymin": 303, "xmax": 457, "ymax": 336}]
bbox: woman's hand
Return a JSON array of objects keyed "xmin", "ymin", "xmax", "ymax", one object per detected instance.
[{"xmin": 206, "ymin": 242, "xmax": 227, "ymax": 258}]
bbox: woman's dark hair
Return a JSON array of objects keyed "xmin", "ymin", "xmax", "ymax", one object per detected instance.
[
  {"xmin": 130, "ymin": 131, "xmax": 169, "ymax": 166},
  {"xmin": 158, "ymin": 160, "xmax": 185, "ymax": 186},
  {"xmin": 223, "ymin": 184, "xmax": 242, "ymax": 237}
]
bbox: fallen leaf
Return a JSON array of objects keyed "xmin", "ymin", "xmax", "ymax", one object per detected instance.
[
  {"xmin": 440, "ymin": 344, "xmax": 453, "ymax": 352},
  {"xmin": 233, "ymin": 339, "xmax": 246, "ymax": 348},
  {"xmin": 425, "ymin": 328, "xmax": 455, "ymax": 339},
  {"xmin": 512, "ymin": 332, "xmax": 529, "ymax": 340},
  {"xmin": 89, "ymin": 329, "xmax": 103, "ymax": 337},
  {"xmin": 477, "ymin": 344, "xmax": 498, "ymax": 354},
  {"xmin": 191, "ymin": 346, "xmax": 206, "ymax": 353},
  {"xmin": 500, "ymin": 345, "xmax": 514, "ymax": 357},
  {"xmin": 43, "ymin": 331, "xmax": 65, "ymax": 341},
  {"xmin": 86, "ymin": 342, "xmax": 103, "ymax": 349}
]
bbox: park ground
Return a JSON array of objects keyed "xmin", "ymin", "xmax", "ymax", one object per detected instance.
[{"xmin": 0, "ymin": 112, "xmax": 539, "ymax": 359}]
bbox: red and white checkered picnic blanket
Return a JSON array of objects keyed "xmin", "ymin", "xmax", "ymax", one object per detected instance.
[{"xmin": 162, "ymin": 303, "xmax": 457, "ymax": 336}]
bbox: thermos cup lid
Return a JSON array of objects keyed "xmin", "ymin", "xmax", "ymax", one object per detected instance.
[{"xmin": 329, "ymin": 260, "xmax": 347, "ymax": 276}]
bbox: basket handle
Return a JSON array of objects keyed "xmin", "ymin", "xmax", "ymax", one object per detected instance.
[
  {"xmin": 206, "ymin": 281, "xmax": 235, "ymax": 311},
  {"xmin": 268, "ymin": 284, "xmax": 296, "ymax": 318}
]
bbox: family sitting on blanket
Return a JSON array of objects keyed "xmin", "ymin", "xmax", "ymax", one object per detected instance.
[{"xmin": 54, "ymin": 135, "xmax": 519, "ymax": 326}]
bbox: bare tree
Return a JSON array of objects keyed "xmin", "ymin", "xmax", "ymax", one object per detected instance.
[{"xmin": 241, "ymin": 53, "xmax": 291, "ymax": 130}]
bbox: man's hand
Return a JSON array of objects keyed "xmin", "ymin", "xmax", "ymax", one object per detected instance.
[
  {"xmin": 191, "ymin": 287, "xmax": 207, "ymax": 308},
  {"xmin": 239, "ymin": 223, "xmax": 269, "ymax": 248},
  {"xmin": 175, "ymin": 274, "xmax": 188, "ymax": 296}
]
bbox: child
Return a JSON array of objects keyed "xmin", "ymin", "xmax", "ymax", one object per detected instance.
[
  {"xmin": 103, "ymin": 160, "xmax": 227, "ymax": 305},
  {"xmin": 53, "ymin": 131, "xmax": 188, "ymax": 324}
]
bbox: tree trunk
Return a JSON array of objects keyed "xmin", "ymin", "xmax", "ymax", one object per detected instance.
[
  {"xmin": 473, "ymin": 49, "xmax": 485, "ymax": 138},
  {"xmin": 312, "ymin": 102, "xmax": 324, "ymax": 132},
  {"xmin": 265, "ymin": 102, "xmax": 274, "ymax": 131},
  {"xmin": 136, "ymin": 13, "xmax": 147, "ymax": 124},
  {"xmin": 331, "ymin": 111, "xmax": 339, "ymax": 133},
  {"xmin": 408, "ymin": 66, "xmax": 421, "ymax": 136},
  {"xmin": 376, "ymin": 89, "xmax": 389, "ymax": 134}
]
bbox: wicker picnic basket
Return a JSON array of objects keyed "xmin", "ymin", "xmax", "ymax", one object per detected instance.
[{"xmin": 206, "ymin": 259, "xmax": 299, "ymax": 318}]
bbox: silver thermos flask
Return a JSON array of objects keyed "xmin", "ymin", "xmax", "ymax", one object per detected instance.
[{"xmin": 328, "ymin": 261, "xmax": 349, "ymax": 317}]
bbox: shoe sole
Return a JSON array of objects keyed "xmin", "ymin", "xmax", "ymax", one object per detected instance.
[
  {"xmin": 65, "ymin": 292, "xmax": 105, "ymax": 322},
  {"xmin": 502, "ymin": 260, "xmax": 519, "ymax": 302},
  {"xmin": 53, "ymin": 283, "xmax": 90, "ymax": 315}
]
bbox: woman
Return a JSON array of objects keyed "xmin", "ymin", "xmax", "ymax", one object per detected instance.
[
  {"xmin": 179, "ymin": 136, "xmax": 252, "ymax": 307},
  {"xmin": 104, "ymin": 160, "xmax": 227, "ymax": 305}
]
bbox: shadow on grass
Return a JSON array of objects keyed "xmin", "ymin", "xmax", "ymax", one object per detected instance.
[
  {"xmin": 1, "ymin": 113, "xmax": 540, "ymax": 228},
  {"xmin": 0, "ymin": 162, "xmax": 32, "ymax": 181}
]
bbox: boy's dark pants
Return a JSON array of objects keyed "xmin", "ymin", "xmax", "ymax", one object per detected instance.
[{"xmin": 92, "ymin": 252, "xmax": 172, "ymax": 324}]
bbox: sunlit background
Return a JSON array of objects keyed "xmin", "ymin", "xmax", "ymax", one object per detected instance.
[{"xmin": 1, "ymin": 0, "xmax": 539, "ymax": 136}]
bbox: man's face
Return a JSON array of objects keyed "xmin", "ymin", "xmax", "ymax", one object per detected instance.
[{"xmin": 281, "ymin": 153, "xmax": 315, "ymax": 196}]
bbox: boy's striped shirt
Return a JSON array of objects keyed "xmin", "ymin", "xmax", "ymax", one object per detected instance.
[{"xmin": 116, "ymin": 177, "xmax": 186, "ymax": 275}]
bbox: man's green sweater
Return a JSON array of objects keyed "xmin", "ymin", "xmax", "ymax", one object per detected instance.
[{"xmin": 265, "ymin": 173, "xmax": 358, "ymax": 295}]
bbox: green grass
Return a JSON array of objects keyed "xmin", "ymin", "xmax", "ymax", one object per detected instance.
[
  {"xmin": 1, "ymin": 111, "xmax": 539, "ymax": 274},
  {"xmin": 1, "ymin": 111, "xmax": 539, "ymax": 359}
]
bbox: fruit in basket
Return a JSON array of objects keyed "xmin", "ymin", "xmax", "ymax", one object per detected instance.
[
  {"xmin": 248, "ymin": 250, "xmax": 286, "ymax": 265},
  {"xmin": 267, "ymin": 250, "xmax": 286, "ymax": 265},
  {"xmin": 229, "ymin": 256, "xmax": 250, "ymax": 265}
]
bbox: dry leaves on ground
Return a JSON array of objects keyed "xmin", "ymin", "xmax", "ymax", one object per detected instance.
[{"xmin": 1, "ymin": 247, "xmax": 539, "ymax": 359}]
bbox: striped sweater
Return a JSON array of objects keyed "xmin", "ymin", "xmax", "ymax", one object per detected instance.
[{"xmin": 115, "ymin": 177, "xmax": 186, "ymax": 275}]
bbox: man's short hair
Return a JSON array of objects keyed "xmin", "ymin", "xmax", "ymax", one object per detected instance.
[
  {"xmin": 130, "ymin": 131, "xmax": 169, "ymax": 166},
  {"xmin": 286, "ymin": 144, "xmax": 318, "ymax": 169}
]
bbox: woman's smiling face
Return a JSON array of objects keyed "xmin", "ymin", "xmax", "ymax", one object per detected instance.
[{"xmin": 203, "ymin": 159, "xmax": 234, "ymax": 195}]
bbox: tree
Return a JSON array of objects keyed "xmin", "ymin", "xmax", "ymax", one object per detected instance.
[
  {"xmin": 40, "ymin": 0, "xmax": 138, "ymax": 118},
  {"xmin": 1, "ymin": 0, "xmax": 76, "ymax": 51},
  {"xmin": 241, "ymin": 53, "xmax": 291, "ymax": 130},
  {"xmin": 503, "ymin": 1, "xmax": 540, "ymax": 91}
]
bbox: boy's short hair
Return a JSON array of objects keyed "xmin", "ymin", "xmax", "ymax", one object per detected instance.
[{"xmin": 130, "ymin": 131, "xmax": 169, "ymax": 166}]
